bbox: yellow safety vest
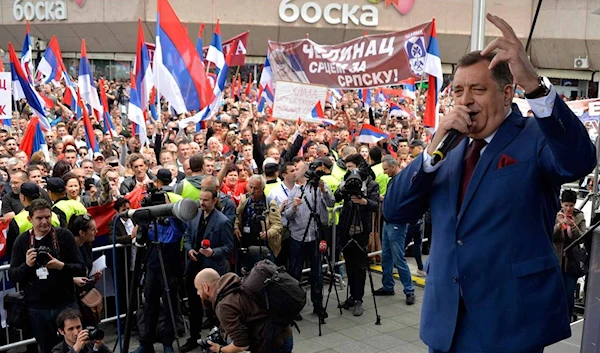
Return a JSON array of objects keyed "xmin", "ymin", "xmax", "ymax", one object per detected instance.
[
  {"xmin": 322, "ymin": 174, "xmax": 343, "ymax": 225},
  {"xmin": 181, "ymin": 179, "xmax": 201, "ymax": 201},
  {"xmin": 53, "ymin": 199, "xmax": 88, "ymax": 225},
  {"xmin": 331, "ymin": 164, "xmax": 347, "ymax": 182},
  {"xmin": 167, "ymin": 192, "xmax": 183, "ymax": 203},
  {"xmin": 14, "ymin": 209, "xmax": 61, "ymax": 234},
  {"xmin": 264, "ymin": 180, "xmax": 281, "ymax": 198},
  {"xmin": 371, "ymin": 163, "xmax": 390, "ymax": 196}
]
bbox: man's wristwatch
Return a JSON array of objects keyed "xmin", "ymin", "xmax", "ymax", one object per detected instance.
[
  {"xmin": 524, "ymin": 76, "xmax": 551, "ymax": 99},
  {"xmin": 218, "ymin": 345, "xmax": 223, "ymax": 353}
]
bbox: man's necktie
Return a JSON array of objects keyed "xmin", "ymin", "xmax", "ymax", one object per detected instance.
[{"xmin": 459, "ymin": 139, "xmax": 487, "ymax": 206}]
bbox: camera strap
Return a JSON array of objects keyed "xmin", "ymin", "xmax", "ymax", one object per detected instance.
[{"xmin": 29, "ymin": 227, "xmax": 59, "ymax": 252}]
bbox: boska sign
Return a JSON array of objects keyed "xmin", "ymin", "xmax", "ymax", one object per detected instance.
[
  {"xmin": 13, "ymin": 0, "xmax": 67, "ymax": 21},
  {"xmin": 279, "ymin": 0, "xmax": 379, "ymax": 27}
]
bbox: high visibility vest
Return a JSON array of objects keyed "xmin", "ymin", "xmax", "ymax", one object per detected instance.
[
  {"xmin": 14, "ymin": 209, "xmax": 61, "ymax": 234},
  {"xmin": 167, "ymin": 192, "xmax": 183, "ymax": 203},
  {"xmin": 322, "ymin": 174, "xmax": 343, "ymax": 225},
  {"xmin": 371, "ymin": 163, "xmax": 390, "ymax": 196},
  {"xmin": 264, "ymin": 181, "xmax": 281, "ymax": 198},
  {"xmin": 181, "ymin": 179, "xmax": 201, "ymax": 201},
  {"xmin": 53, "ymin": 199, "xmax": 88, "ymax": 225},
  {"xmin": 331, "ymin": 164, "xmax": 347, "ymax": 182}
]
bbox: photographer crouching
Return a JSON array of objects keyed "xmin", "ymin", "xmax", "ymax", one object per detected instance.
[
  {"xmin": 282, "ymin": 160, "xmax": 335, "ymax": 320},
  {"xmin": 194, "ymin": 269, "xmax": 293, "ymax": 353},
  {"xmin": 132, "ymin": 169, "xmax": 186, "ymax": 353},
  {"xmin": 335, "ymin": 154, "xmax": 380, "ymax": 316},
  {"xmin": 53, "ymin": 307, "xmax": 110, "ymax": 353}
]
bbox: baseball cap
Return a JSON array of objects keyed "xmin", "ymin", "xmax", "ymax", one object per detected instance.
[
  {"xmin": 156, "ymin": 168, "xmax": 172, "ymax": 183},
  {"xmin": 316, "ymin": 157, "xmax": 333, "ymax": 170},
  {"xmin": 20, "ymin": 182, "xmax": 40, "ymax": 199},
  {"xmin": 93, "ymin": 152, "xmax": 104, "ymax": 160},
  {"xmin": 46, "ymin": 177, "xmax": 66, "ymax": 193}
]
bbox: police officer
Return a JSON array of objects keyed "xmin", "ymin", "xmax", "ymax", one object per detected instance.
[
  {"xmin": 6, "ymin": 183, "xmax": 61, "ymax": 272},
  {"xmin": 47, "ymin": 177, "xmax": 87, "ymax": 227}
]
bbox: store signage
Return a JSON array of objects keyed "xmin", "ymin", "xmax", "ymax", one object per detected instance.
[
  {"xmin": 13, "ymin": 0, "xmax": 68, "ymax": 21},
  {"xmin": 279, "ymin": 0, "xmax": 378, "ymax": 27}
]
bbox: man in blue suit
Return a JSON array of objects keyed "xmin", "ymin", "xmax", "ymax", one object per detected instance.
[
  {"xmin": 182, "ymin": 186, "xmax": 234, "ymax": 352},
  {"xmin": 384, "ymin": 14, "xmax": 596, "ymax": 353}
]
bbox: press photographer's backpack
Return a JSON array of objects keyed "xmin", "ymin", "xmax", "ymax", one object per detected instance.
[{"xmin": 241, "ymin": 259, "xmax": 306, "ymax": 327}]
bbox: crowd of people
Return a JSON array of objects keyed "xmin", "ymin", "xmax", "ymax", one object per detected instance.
[{"xmin": 1, "ymin": 52, "xmax": 595, "ymax": 353}]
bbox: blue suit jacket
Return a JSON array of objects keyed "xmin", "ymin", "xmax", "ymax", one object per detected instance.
[
  {"xmin": 384, "ymin": 96, "xmax": 596, "ymax": 352},
  {"xmin": 183, "ymin": 209, "xmax": 234, "ymax": 276}
]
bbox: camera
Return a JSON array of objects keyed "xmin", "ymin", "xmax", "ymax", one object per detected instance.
[
  {"xmin": 248, "ymin": 202, "xmax": 266, "ymax": 223},
  {"xmin": 35, "ymin": 246, "xmax": 53, "ymax": 266},
  {"xmin": 141, "ymin": 182, "xmax": 167, "ymax": 208},
  {"xmin": 198, "ymin": 327, "xmax": 226, "ymax": 351},
  {"xmin": 341, "ymin": 169, "xmax": 364, "ymax": 197},
  {"xmin": 85, "ymin": 326, "xmax": 104, "ymax": 341},
  {"xmin": 304, "ymin": 161, "xmax": 326, "ymax": 185}
]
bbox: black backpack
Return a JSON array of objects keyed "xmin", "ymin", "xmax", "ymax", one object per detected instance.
[
  {"xmin": 216, "ymin": 260, "xmax": 306, "ymax": 328},
  {"xmin": 566, "ymin": 243, "xmax": 589, "ymax": 278}
]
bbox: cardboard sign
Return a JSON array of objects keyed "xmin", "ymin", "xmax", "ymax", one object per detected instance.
[{"xmin": 271, "ymin": 81, "xmax": 327, "ymax": 122}]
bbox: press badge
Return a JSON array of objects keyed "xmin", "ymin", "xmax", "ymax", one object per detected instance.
[
  {"xmin": 243, "ymin": 226, "xmax": 251, "ymax": 233},
  {"xmin": 36, "ymin": 267, "xmax": 49, "ymax": 280}
]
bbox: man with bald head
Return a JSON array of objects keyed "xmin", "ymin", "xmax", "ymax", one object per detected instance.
[{"xmin": 194, "ymin": 269, "xmax": 293, "ymax": 353}]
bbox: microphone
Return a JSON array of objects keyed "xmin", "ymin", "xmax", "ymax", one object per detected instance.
[
  {"xmin": 201, "ymin": 239, "xmax": 210, "ymax": 249},
  {"xmin": 318, "ymin": 240, "xmax": 328, "ymax": 253},
  {"xmin": 431, "ymin": 112, "xmax": 476, "ymax": 166},
  {"xmin": 126, "ymin": 198, "xmax": 199, "ymax": 224}
]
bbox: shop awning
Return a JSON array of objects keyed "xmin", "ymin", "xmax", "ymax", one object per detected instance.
[{"xmin": 537, "ymin": 69, "xmax": 594, "ymax": 81}]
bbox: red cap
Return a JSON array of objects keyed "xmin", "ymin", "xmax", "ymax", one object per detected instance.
[{"xmin": 201, "ymin": 239, "xmax": 210, "ymax": 248}]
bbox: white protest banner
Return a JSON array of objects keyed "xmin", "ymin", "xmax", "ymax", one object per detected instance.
[
  {"xmin": 271, "ymin": 81, "xmax": 328, "ymax": 124},
  {"xmin": 0, "ymin": 73, "xmax": 11, "ymax": 127}
]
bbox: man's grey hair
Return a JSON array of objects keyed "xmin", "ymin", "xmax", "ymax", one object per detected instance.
[
  {"xmin": 7, "ymin": 157, "xmax": 20, "ymax": 170},
  {"xmin": 248, "ymin": 174, "xmax": 266, "ymax": 189},
  {"xmin": 382, "ymin": 155, "xmax": 399, "ymax": 167},
  {"xmin": 341, "ymin": 145, "xmax": 358, "ymax": 159},
  {"xmin": 202, "ymin": 175, "xmax": 220, "ymax": 188}
]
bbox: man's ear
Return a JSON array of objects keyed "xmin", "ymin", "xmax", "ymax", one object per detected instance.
[{"xmin": 503, "ymin": 84, "xmax": 515, "ymax": 106}]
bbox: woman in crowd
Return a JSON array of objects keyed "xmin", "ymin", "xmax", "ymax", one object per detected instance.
[
  {"xmin": 71, "ymin": 213, "xmax": 101, "ymax": 327},
  {"xmin": 553, "ymin": 189, "xmax": 587, "ymax": 321},
  {"xmin": 220, "ymin": 164, "xmax": 246, "ymax": 206},
  {"xmin": 53, "ymin": 159, "xmax": 72, "ymax": 178},
  {"xmin": 63, "ymin": 173, "xmax": 93, "ymax": 207}
]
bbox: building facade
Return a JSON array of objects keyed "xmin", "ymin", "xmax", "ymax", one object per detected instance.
[{"xmin": 0, "ymin": 0, "xmax": 598, "ymax": 96}]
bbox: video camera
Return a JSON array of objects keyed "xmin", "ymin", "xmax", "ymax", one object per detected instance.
[
  {"xmin": 340, "ymin": 169, "xmax": 365, "ymax": 197},
  {"xmin": 199, "ymin": 327, "xmax": 227, "ymax": 352},
  {"xmin": 141, "ymin": 182, "xmax": 167, "ymax": 208},
  {"xmin": 305, "ymin": 160, "xmax": 326, "ymax": 186},
  {"xmin": 248, "ymin": 201, "xmax": 266, "ymax": 223}
]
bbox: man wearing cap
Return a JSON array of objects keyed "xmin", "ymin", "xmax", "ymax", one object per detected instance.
[
  {"xmin": 263, "ymin": 158, "xmax": 281, "ymax": 199},
  {"xmin": 155, "ymin": 168, "xmax": 183, "ymax": 204},
  {"xmin": 409, "ymin": 139, "xmax": 425, "ymax": 159},
  {"xmin": 6, "ymin": 183, "xmax": 61, "ymax": 258},
  {"xmin": 175, "ymin": 155, "xmax": 204, "ymax": 201},
  {"xmin": 47, "ymin": 177, "xmax": 88, "ymax": 228}
]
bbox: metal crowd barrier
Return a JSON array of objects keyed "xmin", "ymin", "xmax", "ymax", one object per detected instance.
[{"xmin": 0, "ymin": 243, "xmax": 131, "ymax": 351}]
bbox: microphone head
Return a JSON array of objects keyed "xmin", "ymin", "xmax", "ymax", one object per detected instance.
[
  {"xmin": 172, "ymin": 198, "xmax": 199, "ymax": 221},
  {"xmin": 201, "ymin": 239, "xmax": 210, "ymax": 248},
  {"xmin": 318, "ymin": 240, "xmax": 327, "ymax": 253}
]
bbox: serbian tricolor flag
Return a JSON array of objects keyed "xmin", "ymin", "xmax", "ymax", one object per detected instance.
[
  {"xmin": 423, "ymin": 19, "xmax": 443, "ymax": 129},
  {"xmin": 38, "ymin": 36, "xmax": 66, "ymax": 85},
  {"xmin": 400, "ymin": 77, "xmax": 416, "ymax": 100},
  {"xmin": 128, "ymin": 71, "xmax": 148, "ymax": 146},
  {"xmin": 88, "ymin": 186, "xmax": 145, "ymax": 236},
  {"xmin": 99, "ymin": 78, "xmax": 115, "ymax": 137},
  {"xmin": 9, "ymin": 43, "xmax": 51, "ymax": 131},
  {"xmin": 154, "ymin": 0, "xmax": 214, "ymax": 114},
  {"xmin": 358, "ymin": 88, "xmax": 372, "ymax": 109},
  {"xmin": 303, "ymin": 101, "xmax": 336, "ymax": 125},
  {"xmin": 21, "ymin": 20, "xmax": 34, "ymax": 84},
  {"xmin": 135, "ymin": 20, "xmax": 153, "ymax": 112},
  {"xmin": 19, "ymin": 116, "xmax": 49, "ymax": 160},
  {"xmin": 196, "ymin": 23, "xmax": 205, "ymax": 61},
  {"xmin": 77, "ymin": 88, "xmax": 100, "ymax": 154},
  {"xmin": 357, "ymin": 124, "xmax": 391, "ymax": 144},
  {"xmin": 78, "ymin": 39, "xmax": 103, "ymax": 115}
]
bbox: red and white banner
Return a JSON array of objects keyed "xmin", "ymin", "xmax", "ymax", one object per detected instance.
[{"xmin": 267, "ymin": 21, "xmax": 434, "ymax": 89}]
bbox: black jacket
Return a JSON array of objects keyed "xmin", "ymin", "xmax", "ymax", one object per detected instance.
[
  {"xmin": 8, "ymin": 227, "xmax": 86, "ymax": 309},
  {"xmin": 52, "ymin": 340, "xmax": 111, "ymax": 353}
]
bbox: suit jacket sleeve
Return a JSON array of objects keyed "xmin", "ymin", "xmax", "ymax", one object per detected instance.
[
  {"xmin": 383, "ymin": 153, "xmax": 437, "ymax": 224},
  {"xmin": 212, "ymin": 216, "xmax": 234, "ymax": 260},
  {"xmin": 536, "ymin": 94, "xmax": 597, "ymax": 184},
  {"xmin": 183, "ymin": 219, "xmax": 196, "ymax": 253}
]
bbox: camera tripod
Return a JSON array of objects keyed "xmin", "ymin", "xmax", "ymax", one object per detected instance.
[
  {"xmin": 289, "ymin": 181, "xmax": 342, "ymax": 336},
  {"xmin": 116, "ymin": 217, "xmax": 182, "ymax": 353},
  {"xmin": 338, "ymin": 201, "xmax": 381, "ymax": 326}
]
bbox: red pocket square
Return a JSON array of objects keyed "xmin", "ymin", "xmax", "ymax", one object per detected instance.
[{"xmin": 497, "ymin": 154, "xmax": 517, "ymax": 169}]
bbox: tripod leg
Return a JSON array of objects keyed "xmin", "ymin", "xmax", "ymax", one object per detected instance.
[
  {"xmin": 323, "ymin": 253, "xmax": 343, "ymax": 315},
  {"xmin": 366, "ymin": 266, "xmax": 382, "ymax": 325},
  {"xmin": 155, "ymin": 243, "xmax": 183, "ymax": 353},
  {"xmin": 122, "ymin": 245, "xmax": 146, "ymax": 353}
]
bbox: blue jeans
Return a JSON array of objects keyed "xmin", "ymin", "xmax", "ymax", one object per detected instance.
[
  {"xmin": 382, "ymin": 222, "xmax": 414, "ymax": 294},
  {"xmin": 563, "ymin": 271, "xmax": 578, "ymax": 320},
  {"xmin": 28, "ymin": 302, "xmax": 78, "ymax": 353},
  {"xmin": 289, "ymin": 239, "xmax": 323, "ymax": 308},
  {"xmin": 273, "ymin": 335, "xmax": 293, "ymax": 353}
]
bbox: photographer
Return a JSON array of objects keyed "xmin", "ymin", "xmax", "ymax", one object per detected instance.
[
  {"xmin": 282, "ymin": 161, "xmax": 335, "ymax": 320},
  {"xmin": 234, "ymin": 175, "xmax": 283, "ymax": 271},
  {"xmin": 334, "ymin": 154, "xmax": 380, "ymax": 316},
  {"xmin": 133, "ymin": 170, "xmax": 186, "ymax": 353},
  {"xmin": 194, "ymin": 269, "xmax": 293, "ymax": 353},
  {"xmin": 8, "ymin": 199, "xmax": 86, "ymax": 353},
  {"xmin": 53, "ymin": 308, "xmax": 110, "ymax": 353}
]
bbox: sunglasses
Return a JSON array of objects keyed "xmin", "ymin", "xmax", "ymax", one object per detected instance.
[{"xmin": 109, "ymin": 162, "xmax": 119, "ymax": 167}]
